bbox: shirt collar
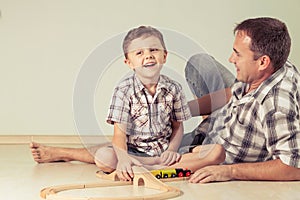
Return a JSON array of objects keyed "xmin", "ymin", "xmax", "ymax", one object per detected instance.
[
  {"xmin": 231, "ymin": 64, "xmax": 287, "ymax": 104},
  {"xmin": 133, "ymin": 74, "xmax": 145, "ymax": 94},
  {"xmin": 253, "ymin": 64, "xmax": 286, "ymax": 104},
  {"xmin": 133, "ymin": 73, "xmax": 169, "ymax": 95}
]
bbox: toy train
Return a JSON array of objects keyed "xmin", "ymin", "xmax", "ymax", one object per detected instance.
[{"xmin": 151, "ymin": 168, "xmax": 191, "ymax": 179}]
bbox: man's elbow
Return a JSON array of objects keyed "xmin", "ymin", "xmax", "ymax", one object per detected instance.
[{"xmin": 277, "ymin": 159, "xmax": 300, "ymax": 181}]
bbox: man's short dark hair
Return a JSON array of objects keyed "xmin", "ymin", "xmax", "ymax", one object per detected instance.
[{"xmin": 234, "ymin": 17, "xmax": 291, "ymax": 70}]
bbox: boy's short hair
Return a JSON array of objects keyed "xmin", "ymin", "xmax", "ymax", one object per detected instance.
[{"xmin": 123, "ymin": 26, "xmax": 167, "ymax": 58}]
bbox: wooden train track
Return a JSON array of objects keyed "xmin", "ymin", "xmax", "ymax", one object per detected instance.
[{"xmin": 40, "ymin": 166, "xmax": 185, "ymax": 200}]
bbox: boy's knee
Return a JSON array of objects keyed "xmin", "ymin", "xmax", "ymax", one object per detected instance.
[
  {"xmin": 212, "ymin": 144, "xmax": 225, "ymax": 163},
  {"xmin": 94, "ymin": 147, "xmax": 116, "ymax": 173},
  {"xmin": 198, "ymin": 144, "xmax": 225, "ymax": 163}
]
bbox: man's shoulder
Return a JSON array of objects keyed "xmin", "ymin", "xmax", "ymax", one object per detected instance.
[
  {"xmin": 265, "ymin": 61, "xmax": 300, "ymax": 94},
  {"xmin": 280, "ymin": 61, "xmax": 300, "ymax": 91},
  {"xmin": 263, "ymin": 61, "xmax": 300, "ymax": 110},
  {"xmin": 284, "ymin": 61, "xmax": 300, "ymax": 82}
]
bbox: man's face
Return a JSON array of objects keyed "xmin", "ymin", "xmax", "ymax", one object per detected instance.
[
  {"xmin": 124, "ymin": 36, "xmax": 167, "ymax": 82},
  {"xmin": 229, "ymin": 31, "xmax": 261, "ymax": 84}
]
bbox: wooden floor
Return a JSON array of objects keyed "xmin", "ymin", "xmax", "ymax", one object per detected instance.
[{"xmin": 1, "ymin": 144, "xmax": 300, "ymax": 200}]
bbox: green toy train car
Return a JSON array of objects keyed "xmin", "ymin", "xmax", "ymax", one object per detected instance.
[{"xmin": 151, "ymin": 168, "xmax": 191, "ymax": 179}]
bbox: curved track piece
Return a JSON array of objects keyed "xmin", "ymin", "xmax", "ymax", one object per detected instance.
[{"xmin": 40, "ymin": 166, "xmax": 182, "ymax": 200}]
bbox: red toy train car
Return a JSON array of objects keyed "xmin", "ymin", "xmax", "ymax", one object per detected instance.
[{"xmin": 151, "ymin": 168, "xmax": 191, "ymax": 179}]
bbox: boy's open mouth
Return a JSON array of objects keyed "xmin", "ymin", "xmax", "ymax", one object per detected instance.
[{"xmin": 143, "ymin": 63, "xmax": 156, "ymax": 68}]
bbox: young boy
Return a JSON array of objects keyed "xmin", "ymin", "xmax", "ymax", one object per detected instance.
[
  {"xmin": 94, "ymin": 26, "xmax": 192, "ymax": 181},
  {"xmin": 30, "ymin": 26, "xmax": 225, "ymax": 182}
]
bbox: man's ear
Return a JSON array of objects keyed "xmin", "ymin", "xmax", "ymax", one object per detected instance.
[{"xmin": 258, "ymin": 55, "xmax": 271, "ymax": 71}]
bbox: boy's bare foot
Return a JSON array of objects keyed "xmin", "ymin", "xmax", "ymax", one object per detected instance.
[{"xmin": 30, "ymin": 142, "xmax": 71, "ymax": 163}]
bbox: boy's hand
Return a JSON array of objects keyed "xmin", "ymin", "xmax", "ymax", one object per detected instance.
[
  {"xmin": 116, "ymin": 154, "xmax": 142, "ymax": 181},
  {"xmin": 160, "ymin": 150, "xmax": 181, "ymax": 166}
]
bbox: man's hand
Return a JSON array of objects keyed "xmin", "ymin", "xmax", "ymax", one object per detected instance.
[
  {"xmin": 189, "ymin": 165, "xmax": 233, "ymax": 183},
  {"xmin": 160, "ymin": 150, "xmax": 181, "ymax": 166}
]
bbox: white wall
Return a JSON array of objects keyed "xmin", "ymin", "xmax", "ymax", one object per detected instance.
[{"xmin": 1, "ymin": 0, "xmax": 299, "ymax": 135}]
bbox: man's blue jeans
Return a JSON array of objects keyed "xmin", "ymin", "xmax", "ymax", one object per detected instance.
[{"xmin": 179, "ymin": 53, "xmax": 235, "ymax": 152}]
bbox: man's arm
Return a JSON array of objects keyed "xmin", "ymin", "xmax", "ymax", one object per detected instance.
[
  {"xmin": 188, "ymin": 88, "xmax": 232, "ymax": 117},
  {"xmin": 230, "ymin": 159, "xmax": 300, "ymax": 181},
  {"xmin": 189, "ymin": 159, "xmax": 300, "ymax": 183}
]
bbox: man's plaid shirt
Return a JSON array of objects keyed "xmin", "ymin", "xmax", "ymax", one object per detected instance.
[
  {"xmin": 107, "ymin": 73, "xmax": 191, "ymax": 156},
  {"xmin": 201, "ymin": 61, "xmax": 300, "ymax": 167}
]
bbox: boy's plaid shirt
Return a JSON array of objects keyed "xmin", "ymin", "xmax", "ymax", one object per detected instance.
[{"xmin": 107, "ymin": 73, "xmax": 191, "ymax": 156}]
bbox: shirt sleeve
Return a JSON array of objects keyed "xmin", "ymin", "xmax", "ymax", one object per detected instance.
[
  {"xmin": 106, "ymin": 87, "xmax": 130, "ymax": 125},
  {"xmin": 267, "ymin": 106, "xmax": 300, "ymax": 168},
  {"xmin": 172, "ymin": 85, "xmax": 192, "ymax": 121}
]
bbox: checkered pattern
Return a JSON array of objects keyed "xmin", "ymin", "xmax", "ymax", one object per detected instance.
[
  {"xmin": 107, "ymin": 73, "xmax": 191, "ymax": 156},
  {"xmin": 201, "ymin": 61, "xmax": 300, "ymax": 167}
]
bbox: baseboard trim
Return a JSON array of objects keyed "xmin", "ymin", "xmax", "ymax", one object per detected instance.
[{"xmin": 0, "ymin": 135, "xmax": 112, "ymax": 144}]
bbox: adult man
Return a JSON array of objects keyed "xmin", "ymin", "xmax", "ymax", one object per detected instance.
[{"xmin": 187, "ymin": 17, "xmax": 300, "ymax": 183}]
